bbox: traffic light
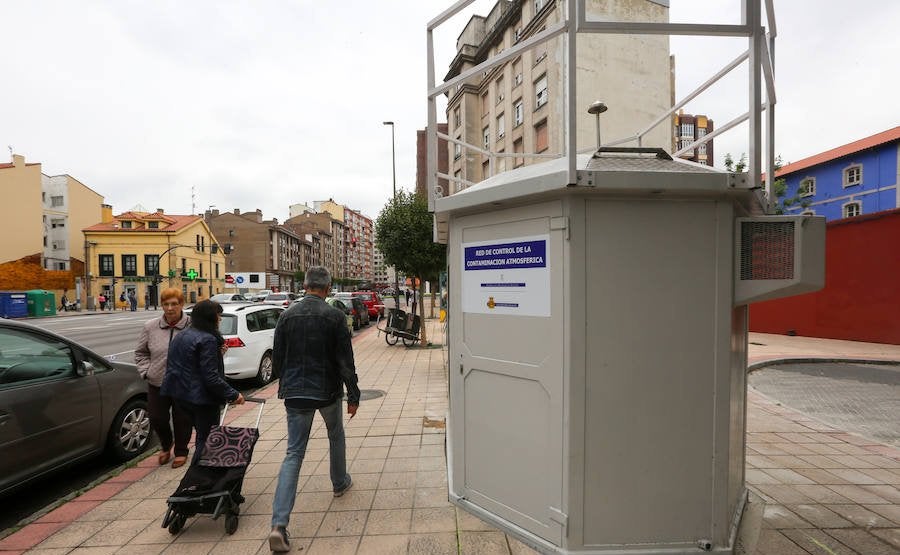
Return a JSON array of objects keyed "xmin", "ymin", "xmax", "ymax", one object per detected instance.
[{"xmin": 155, "ymin": 274, "xmax": 164, "ymax": 284}]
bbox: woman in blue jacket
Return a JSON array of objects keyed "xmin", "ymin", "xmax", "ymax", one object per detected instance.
[{"xmin": 161, "ymin": 299, "xmax": 244, "ymax": 463}]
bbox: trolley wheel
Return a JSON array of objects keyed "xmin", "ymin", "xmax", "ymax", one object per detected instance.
[
  {"xmin": 385, "ymin": 332, "xmax": 399, "ymax": 345},
  {"xmin": 168, "ymin": 513, "xmax": 187, "ymax": 535},
  {"xmin": 402, "ymin": 336, "xmax": 418, "ymax": 347},
  {"xmin": 225, "ymin": 514, "xmax": 239, "ymax": 535}
]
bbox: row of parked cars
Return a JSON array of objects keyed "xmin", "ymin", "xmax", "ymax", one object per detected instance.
[{"xmin": 0, "ymin": 290, "xmax": 386, "ymax": 498}]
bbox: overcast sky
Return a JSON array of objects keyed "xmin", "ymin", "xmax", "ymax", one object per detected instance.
[{"xmin": 3, "ymin": 1, "xmax": 899, "ymax": 223}]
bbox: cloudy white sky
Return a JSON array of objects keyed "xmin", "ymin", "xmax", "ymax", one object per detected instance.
[{"xmin": 3, "ymin": 1, "xmax": 899, "ymax": 222}]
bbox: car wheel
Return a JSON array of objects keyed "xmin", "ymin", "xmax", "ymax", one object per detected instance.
[
  {"xmin": 107, "ymin": 398, "xmax": 151, "ymax": 461},
  {"xmin": 254, "ymin": 351, "xmax": 274, "ymax": 387}
]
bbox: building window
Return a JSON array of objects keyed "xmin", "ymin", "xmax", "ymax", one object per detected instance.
[
  {"xmin": 483, "ymin": 126, "xmax": 490, "ymax": 149},
  {"xmin": 454, "ymin": 140, "xmax": 462, "ymax": 160},
  {"xmin": 215, "ymin": 263, "xmax": 220, "ymax": 278},
  {"xmin": 50, "ymin": 196, "xmax": 63, "ymax": 207},
  {"xmin": 482, "ymin": 159, "xmax": 490, "ymax": 179},
  {"xmin": 514, "ymin": 99, "xmax": 524, "ymax": 127},
  {"xmin": 698, "ymin": 143, "xmax": 707, "ymax": 155},
  {"xmin": 122, "ymin": 255, "xmax": 137, "ymax": 276},
  {"xmin": 147, "ymin": 221, "xmax": 159, "ymax": 229},
  {"xmin": 513, "ymin": 59, "xmax": 523, "ymax": 87},
  {"xmin": 99, "ymin": 254, "xmax": 114, "ymax": 276},
  {"xmin": 697, "ymin": 127, "xmax": 707, "ymax": 138},
  {"xmin": 843, "ymin": 164, "xmax": 862, "ymax": 187},
  {"xmin": 535, "ymin": 119, "xmax": 549, "ymax": 152},
  {"xmin": 514, "ymin": 138, "xmax": 524, "ymax": 168},
  {"xmin": 145, "ymin": 254, "xmax": 159, "ymax": 276},
  {"xmin": 534, "ymin": 51, "xmax": 547, "ymax": 65},
  {"xmin": 495, "ymin": 76, "xmax": 504, "ymax": 104},
  {"xmin": 842, "ymin": 201, "xmax": 861, "ymax": 218},
  {"xmin": 535, "ymin": 0, "xmax": 546, "ymax": 14},
  {"xmin": 496, "ymin": 113, "xmax": 505, "ymax": 140},
  {"xmin": 121, "ymin": 220, "xmax": 132, "ymax": 229},
  {"xmin": 481, "ymin": 91, "xmax": 489, "ymax": 113},
  {"xmin": 799, "ymin": 177, "xmax": 816, "ymax": 197},
  {"xmin": 453, "ymin": 107, "xmax": 461, "ymax": 127},
  {"xmin": 56, "ymin": 262, "xmax": 67, "ymax": 270},
  {"xmin": 680, "ymin": 123, "xmax": 694, "ymax": 137},
  {"xmin": 51, "ymin": 219, "xmax": 65, "ymax": 228},
  {"xmin": 534, "ymin": 74, "xmax": 548, "ymax": 108},
  {"xmin": 514, "ymin": 27, "xmax": 522, "ymax": 42}
]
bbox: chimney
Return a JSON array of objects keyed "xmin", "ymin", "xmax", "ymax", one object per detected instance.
[
  {"xmin": 212, "ymin": 209, "xmax": 219, "ymax": 216},
  {"xmin": 234, "ymin": 209, "xmax": 240, "ymax": 215},
  {"xmin": 12, "ymin": 154, "xmax": 24, "ymax": 167},
  {"xmin": 256, "ymin": 209, "xmax": 263, "ymax": 223},
  {"xmin": 101, "ymin": 204, "xmax": 114, "ymax": 223},
  {"xmin": 156, "ymin": 208, "xmax": 164, "ymax": 214}
]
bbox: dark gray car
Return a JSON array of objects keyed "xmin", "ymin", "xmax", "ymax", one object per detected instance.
[{"xmin": 0, "ymin": 319, "xmax": 152, "ymax": 497}]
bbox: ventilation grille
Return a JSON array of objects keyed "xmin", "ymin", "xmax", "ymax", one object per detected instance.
[{"xmin": 740, "ymin": 221, "xmax": 795, "ymax": 280}]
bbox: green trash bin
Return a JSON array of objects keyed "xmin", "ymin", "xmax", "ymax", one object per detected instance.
[{"xmin": 25, "ymin": 290, "xmax": 57, "ymax": 317}]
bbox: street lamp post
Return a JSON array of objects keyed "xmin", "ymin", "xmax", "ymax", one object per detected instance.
[{"xmin": 383, "ymin": 121, "xmax": 401, "ymax": 308}]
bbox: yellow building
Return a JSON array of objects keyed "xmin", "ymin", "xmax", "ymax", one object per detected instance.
[
  {"xmin": 83, "ymin": 208, "xmax": 226, "ymax": 309},
  {"xmin": 0, "ymin": 155, "xmax": 52, "ymax": 264}
]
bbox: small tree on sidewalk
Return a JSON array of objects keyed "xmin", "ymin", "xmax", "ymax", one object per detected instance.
[{"xmin": 375, "ymin": 191, "xmax": 447, "ymax": 344}]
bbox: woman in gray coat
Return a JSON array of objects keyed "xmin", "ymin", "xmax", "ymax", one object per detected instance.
[{"xmin": 134, "ymin": 287, "xmax": 193, "ymax": 468}]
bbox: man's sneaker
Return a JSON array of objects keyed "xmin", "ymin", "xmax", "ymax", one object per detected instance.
[
  {"xmin": 333, "ymin": 476, "xmax": 353, "ymax": 497},
  {"xmin": 268, "ymin": 526, "xmax": 290, "ymax": 552}
]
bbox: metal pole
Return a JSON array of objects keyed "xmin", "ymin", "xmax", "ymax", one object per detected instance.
[{"xmin": 384, "ymin": 121, "xmax": 401, "ymax": 309}]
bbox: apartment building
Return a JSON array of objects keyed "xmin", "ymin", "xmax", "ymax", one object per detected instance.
[
  {"xmin": 204, "ymin": 209, "xmax": 304, "ymax": 293},
  {"xmin": 444, "ymin": 0, "xmax": 672, "ymax": 193},
  {"xmin": 0, "ymin": 154, "xmax": 103, "ymax": 269},
  {"xmin": 673, "ymin": 111, "xmax": 714, "ymax": 166},
  {"xmin": 282, "ymin": 211, "xmax": 342, "ymax": 281}
]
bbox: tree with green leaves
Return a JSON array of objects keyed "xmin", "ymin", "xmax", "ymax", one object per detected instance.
[
  {"xmin": 375, "ymin": 190, "xmax": 447, "ymax": 344},
  {"xmin": 723, "ymin": 153, "xmax": 807, "ymax": 215}
]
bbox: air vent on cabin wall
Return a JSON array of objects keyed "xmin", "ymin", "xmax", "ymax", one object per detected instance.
[{"xmin": 734, "ymin": 216, "xmax": 826, "ymax": 305}]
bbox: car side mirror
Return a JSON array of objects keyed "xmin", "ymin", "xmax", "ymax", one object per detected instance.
[{"xmin": 78, "ymin": 360, "xmax": 96, "ymax": 377}]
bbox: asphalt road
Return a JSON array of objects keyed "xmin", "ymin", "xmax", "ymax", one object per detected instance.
[
  {"xmin": 0, "ymin": 310, "xmax": 261, "ymax": 534},
  {"xmin": 749, "ymin": 361, "xmax": 900, "ymax": 447}
]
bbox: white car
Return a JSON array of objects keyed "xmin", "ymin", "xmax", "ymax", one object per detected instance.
[{"xmin": 217, "ymin": 303, "xmax": 284, "ymax": 386}]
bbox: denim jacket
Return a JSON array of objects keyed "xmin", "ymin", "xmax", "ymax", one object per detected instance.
[
  {"xmin": 273, "ymin": 294, "xmax": 360, "ymax": 405},
  {"xmin": 161, "ymin": 327, "xmax": 239, "ymax": 406}
]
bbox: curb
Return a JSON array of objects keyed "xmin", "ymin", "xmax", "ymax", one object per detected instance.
[{"xmin": 748, "ymin": 357, "xmax": 900, "ymax": 371}]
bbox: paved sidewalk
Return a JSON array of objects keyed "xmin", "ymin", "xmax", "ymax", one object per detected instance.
[{"xmin": 0, "ymin": 326, "xmax": 897, "ymax": 554}]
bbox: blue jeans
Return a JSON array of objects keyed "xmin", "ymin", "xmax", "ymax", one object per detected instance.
[{"xmin": 271, "ymin": 400, "xmax": 350, "ymax": 528}]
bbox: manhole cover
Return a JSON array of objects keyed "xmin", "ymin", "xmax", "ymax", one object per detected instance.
[{"xmin": 359, "ymin": 389, "xmax": 386, "ymax": 401}]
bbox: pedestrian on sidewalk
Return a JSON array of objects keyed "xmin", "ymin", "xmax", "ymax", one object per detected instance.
[
  {"xmin": 161, "ymin": 299, "xmax": 244, "ymax": 465},
  {"xmin": 134, "ymin": 287, "xmax": 194, "ymax": 468},
  {"xmin": 128, "ymin": 290, "xmax": 137, "ymax": 311},
  {"xmin": 268, "ymin": 266, "xmax": 360, "ymax": 553},
  {"xmin": 98, "ymin": 293, "xmax": 106, "ymax": 311}
]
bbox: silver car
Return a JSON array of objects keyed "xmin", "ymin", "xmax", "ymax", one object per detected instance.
[{"xmin": 0, "ymin": 319, "xmax": 151, "ymax": 497}]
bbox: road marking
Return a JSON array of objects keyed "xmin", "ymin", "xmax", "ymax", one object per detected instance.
[{"xmin": 106, "ymin": 349, "xmax": 136, "ymax": 361}]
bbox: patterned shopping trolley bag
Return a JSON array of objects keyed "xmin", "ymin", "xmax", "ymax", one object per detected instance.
[{"xmin": 198, "ymin": 425, "xmax": 260, "ymax": 467}]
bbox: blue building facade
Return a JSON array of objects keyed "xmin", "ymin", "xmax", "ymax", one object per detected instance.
[{"xmin": 779, "ymin": 127, "xmax": 900, "ymax": 221}]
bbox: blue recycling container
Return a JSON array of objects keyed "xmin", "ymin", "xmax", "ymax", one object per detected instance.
[{"xmin": 0, "ymin": 292, "xmax": 29, "ymax": 318}]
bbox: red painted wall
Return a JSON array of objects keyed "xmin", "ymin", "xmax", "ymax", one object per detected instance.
[{"xmin": 750, "ymin": 208, "xmax": 900, "ymax": 345}]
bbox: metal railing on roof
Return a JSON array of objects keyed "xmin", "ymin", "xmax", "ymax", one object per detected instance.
[{"xmin": 426, "ymin": 0, "xmax": 777, "ymax": 213}]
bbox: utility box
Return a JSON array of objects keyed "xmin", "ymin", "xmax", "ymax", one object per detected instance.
[
  {"xmin": 436, "ymin": 149, "xmax": 824, "ymax": 555},
  {"xmin": 25, "ymin": 290, "xmax": 57, "ymax": 317}
]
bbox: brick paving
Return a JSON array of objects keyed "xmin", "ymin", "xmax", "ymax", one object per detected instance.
[{"xmin": 0, "ymin": 326, "xmax": 898, "ymax": 554}]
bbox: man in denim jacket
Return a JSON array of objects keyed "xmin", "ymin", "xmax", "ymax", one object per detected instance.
[{"xmin": 269, "ymin": 266, "xmax": 360, "ymax": 552}]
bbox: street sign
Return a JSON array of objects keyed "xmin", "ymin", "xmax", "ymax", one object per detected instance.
[{"xmin": 225, "ymin": 275, "xmax": 235, "ymax": 284}]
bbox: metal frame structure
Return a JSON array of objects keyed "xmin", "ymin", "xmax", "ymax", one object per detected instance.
[{"xmin": 426, "ymin": 0, "xmax": 778, "ymax": 213}]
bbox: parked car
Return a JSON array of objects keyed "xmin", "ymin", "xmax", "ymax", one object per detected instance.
[
  {"xmin": 261, "ymin": 292, "xmax": 298, "ymax": 307},
  {"xmin": 352, "ymin": 291, "xmax": 385, "ymax": 319},
  {"xmin": 324, "ymin": 297, "xmax": 354, "ymax": 334},
  {"xmin": 0, "ymin": 319, "xmax": 151, "ymax": 497},
  {"xmin": 333, "ymin": 293, "xmax": 370, "ymax": 330},
  {"xmin": 210, "ymin": 293, "xmax": 250, "ymax": 302},
  {"xmin": 187, "ymin": 303, "xmax": 283, "ymax": 386},
  {"xmin": 250, "ymin": 290, "xmax": 273, "ymax": 302}
]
